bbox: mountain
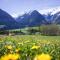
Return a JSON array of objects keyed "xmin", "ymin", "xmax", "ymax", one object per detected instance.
[
  {"xmin": 43, "ymin": 12, "xmax": 53, "ymax": 24},
  {"xmin": 0, "ymin": 9, "xmax": 60, "ymax": 30},
  {"xmin": 0, "ymin": 9, "xmax": 19, "ymax": 30},
  {"xmin": 43, "ymin": 11, "xmax": 60, "ymax": 24},
  {"xmin": 16, "ymin": 10, "xmax": 47, "ymax": 27},
  {"xmin": 52, "ymin": 12, "xmax": 60, "ymax": 24}
]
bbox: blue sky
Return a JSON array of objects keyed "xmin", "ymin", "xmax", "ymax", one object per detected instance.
[{"xmin": 0, "ymin": 0, "xmax": 60, "ymax": 17}]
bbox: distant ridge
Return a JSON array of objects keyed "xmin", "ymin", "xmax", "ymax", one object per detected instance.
[
  {"xmin": 16, "ymin": 10, "xmax": 47, "ymax": 27},
  {"xmin": 0, "ymin": 9, "xmax": 60, "ymax": 30},
  {"xmin": 0, "ymin": 9, "xmax": 20, "ymax": 30}
]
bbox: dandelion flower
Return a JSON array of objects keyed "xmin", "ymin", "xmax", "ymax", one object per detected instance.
[
  {"xmin": 16, "ymin": 48, "xmax": 20, "ymax": 53},
  {"xmin": 0, "ymin": 53, "xmax": 20, "ymax": 60},
  {"xmin": 31, "ymin": 45, "xmax": 40, "ymax": 49},
  {"xmin": 5, "ymin": 45, "xmax": 12, "ymax": 50},
  {"xmin": 34, "ymin": 53, "xmax": 52, "ymax": 60}
]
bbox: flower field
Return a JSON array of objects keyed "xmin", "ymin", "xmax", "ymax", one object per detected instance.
[{"xmin": 0, "ymin": 35, "xmax": 60, "ymax": 60}]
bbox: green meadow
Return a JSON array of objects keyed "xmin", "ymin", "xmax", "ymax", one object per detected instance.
[{"xmin": 0, "ymin": 35, "xmax": 60, "ymax": 60}]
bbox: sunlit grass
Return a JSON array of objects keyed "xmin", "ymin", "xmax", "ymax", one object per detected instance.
[{"xmin": 0, "ymin": 35, "xmax": 60, "ymax": 60}]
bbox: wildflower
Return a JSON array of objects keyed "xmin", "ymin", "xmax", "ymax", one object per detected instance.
[
  {"xmin": 0, "ymin": 53, "xmax": 20, "ymax": 60},
  {"xmin": 31, "ymin": 45, "xmax": 40, "ymax": 49},
  {"xmin": 15, "ymin": 48, "xmax": 20, "ymax": 53},
  {"xmin": 5, "ymin": 45, "xmax": 12, "ymax": 50},
  {"xmin": 10, "ymin": 50, "xmax": 13, "ymax": 53},
  {"xmin": 34, "ymin": 53, "xmax": 52, "ymax": 60}
]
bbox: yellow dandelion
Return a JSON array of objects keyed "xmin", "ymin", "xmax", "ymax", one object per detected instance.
[
  {"xmin": 0, "ymin": 53, "xmax": 20, "ymax": 60},
  {"xmin": 15, "ymin": 48, "xmax": 20, "ymax": 53},
  {"xmin": 5, "ymin": 45, "xmax": 12, "ymax": 50},
  {"xmin": 34, "ymin": 53, "xmax": 52, "ymax": 60},
  {"xmin": 10, "ymin": 50, "xmax": 13, "ymax": 53},
  {"xmin": 31, "ymin": 45, "xmax": 40, "ymax": 49}
]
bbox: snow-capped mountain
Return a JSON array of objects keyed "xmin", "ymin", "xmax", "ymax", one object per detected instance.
[
  {"xmin": 52, "ymin": 11, "xmax": 60, "ymax": 24},
  {"xmin": 16, "ymin": 10, "xmax": 47, "ymax": 27},
  {"xmin": 0, "ymin": 8, "xmax": 60, "ymax": 30},
  {"xmin": 39, "ymin": 7, "xmax": 60, "ymax": 15}
]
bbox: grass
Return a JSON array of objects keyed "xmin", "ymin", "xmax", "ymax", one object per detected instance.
[{"xmin": 0, "ymin": 35, "xmax": 60, "ymax": 60}]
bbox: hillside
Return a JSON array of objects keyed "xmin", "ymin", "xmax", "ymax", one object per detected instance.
[
  {"xmin": 0, "ymin": 9, "xmax": 20, "ymax": 30},
  {"xmin": 0, "ymin": 9, "xmax": 60, "ymax": 30},
  {"xmin": 16, "ymin": 10, "xmax": 47, "ymax": 27}
]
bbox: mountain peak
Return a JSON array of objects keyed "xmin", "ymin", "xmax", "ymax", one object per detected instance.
[
  {"xmin": 31, "ymin": 10, "xmax": 39, "ymax": 14},
  {"xmin": 0, "ymin": 9, "xmax": 4, "ymax": 12},
  {"xmin": 32, "ymin": 10, "xmax": 38, "ymax": 12},
  {"xmin": 0, "ymin": 9, "xmax": 20, "ymax": 29}
]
